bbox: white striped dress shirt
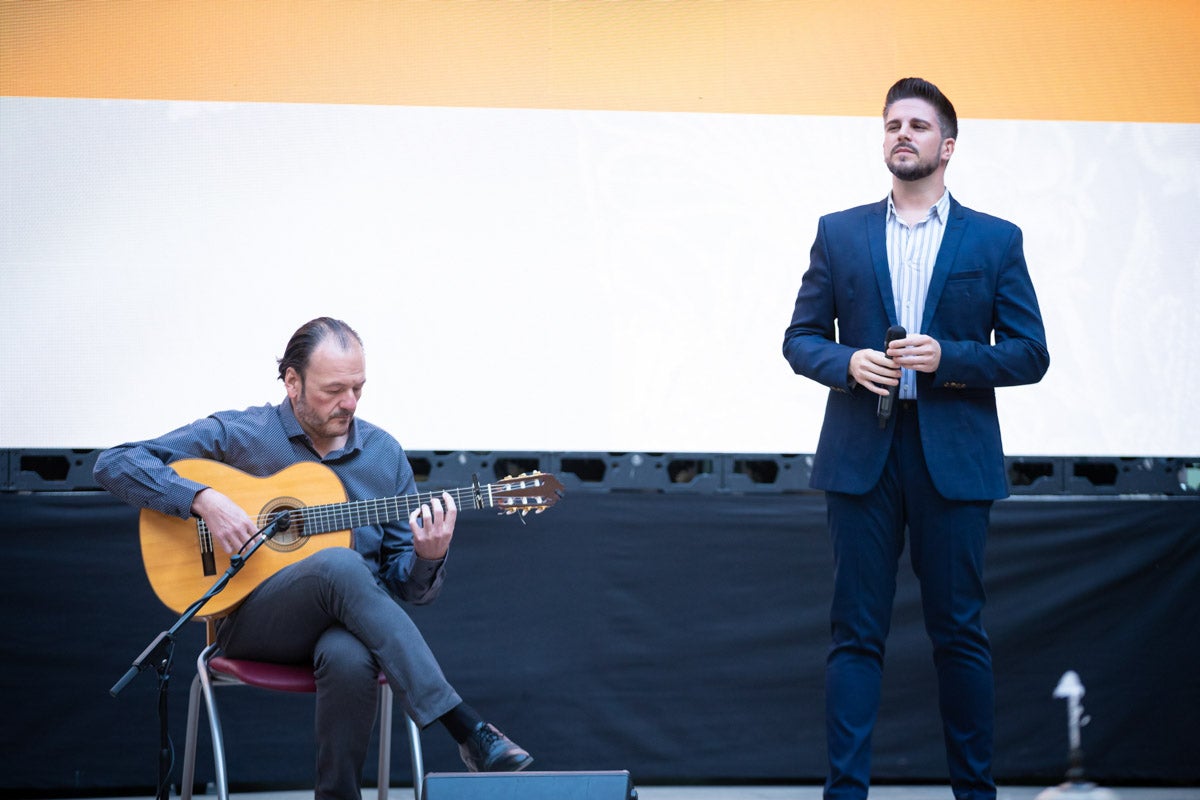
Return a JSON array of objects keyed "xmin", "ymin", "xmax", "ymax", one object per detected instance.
[{"xmin": 885, "ymin": 189, "xmax": 950, "ymax": 399}]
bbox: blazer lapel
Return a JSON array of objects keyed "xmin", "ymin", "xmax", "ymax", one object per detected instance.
[
  {"xmin": 921, "ymin": 197, "xmax": 967, "ymax": 331},
  {"xmin": 865, "ymin": 200, "xmax": 897, "ymax": 326}
]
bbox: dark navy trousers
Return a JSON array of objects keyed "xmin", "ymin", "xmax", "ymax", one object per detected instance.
[{"xmin": 823, "ymin": 402, "xmax": 996, "ymax": 800}]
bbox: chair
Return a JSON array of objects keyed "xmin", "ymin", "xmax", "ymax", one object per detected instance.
[{"xmin": 180, "ymin": 628, "xmax": 425, "ymax": 800}]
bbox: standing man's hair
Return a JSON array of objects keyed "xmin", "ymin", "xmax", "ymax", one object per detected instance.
[
  {"xmin": 277, "ymin": 317, "xmax": 363, "ymax": 381},
  {"xmin": 884, "ymin": 77, "xmax": 958, "ymax": 141}
]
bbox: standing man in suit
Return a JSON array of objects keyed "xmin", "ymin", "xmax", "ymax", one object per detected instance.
[{"xmin": 782, "ymin": 78, "xmax": 1049, "ymax": 800}]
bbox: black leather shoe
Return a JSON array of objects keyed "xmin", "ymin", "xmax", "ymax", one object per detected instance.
[{"xmin": 459, "ymin": 721, "xmax": 534, "ymax": 772}]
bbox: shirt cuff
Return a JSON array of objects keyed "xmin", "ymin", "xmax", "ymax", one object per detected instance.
[{"xmin": 409, "ymin": 554, "xmax": 445, "ymax": 584}]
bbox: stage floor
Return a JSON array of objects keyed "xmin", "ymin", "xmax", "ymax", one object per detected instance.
[{"xmin": 70, "ymin": 786, "xmax": 1196, "ymax": 800}]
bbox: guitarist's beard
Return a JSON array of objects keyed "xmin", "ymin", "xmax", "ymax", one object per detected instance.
[{"xmin": 293, "ymin": 390, "xmax": 354, "ymax": 444}]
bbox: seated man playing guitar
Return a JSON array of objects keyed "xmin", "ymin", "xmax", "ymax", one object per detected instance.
[{"xmin": 95, "ymin": 317, "xmax": 538, "ymax": 799}]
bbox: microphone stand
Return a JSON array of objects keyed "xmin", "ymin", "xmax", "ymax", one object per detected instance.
[
  {"xmin": 110, "ymin": 511, "xmax": 293, "ymax": 800},
  {"xmin": 1035, "ymin": 671, "xmax": 1119, "ymax": 800}
]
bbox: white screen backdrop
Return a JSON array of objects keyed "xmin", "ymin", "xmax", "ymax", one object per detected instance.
[{"xmin": 2, "ymin": 97, "xmax": 1198, "ymax": 455}]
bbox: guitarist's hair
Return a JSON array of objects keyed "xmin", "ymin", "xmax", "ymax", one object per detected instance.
[{"xmin": 277, "ymin": 317, "xmax": 364, "ymax": 382}]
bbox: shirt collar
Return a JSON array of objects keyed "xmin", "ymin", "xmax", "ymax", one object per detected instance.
[
  {"xmin": 280, "ymin": 398, "xmax": 305, "ymax": 439},
  {"xmin": 887, "ymin": 188, "xmax": 951, "ymax": 224}
]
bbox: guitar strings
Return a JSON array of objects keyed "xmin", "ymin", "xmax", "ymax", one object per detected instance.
[
  {"xmin": 192, "ymin": 475, "xmax": 556, "ymax": 546},
  {"xmin": 197, "ymin": 518, "xmax": 214, "ymax": 553},
  {"xmin": 294, "ymin": 476, "xmax": 553, "ymax": 534}
]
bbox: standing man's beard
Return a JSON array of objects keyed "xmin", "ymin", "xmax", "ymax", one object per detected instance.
[
  {"xmin": 887, "ymin": 144, "xmax": 942, "ymax": 182},
  {"xmin": 887, "ymin": 155, "xmax": 940, "ymax": 181}
]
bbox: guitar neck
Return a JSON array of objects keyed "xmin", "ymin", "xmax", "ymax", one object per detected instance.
[
  {"xmin": 297, "ymin": 483, "xmax": 497, "ymax": 535},
  {"xmin": 191, "ymin": 468, "xmax": 562, "ymax": 545}
]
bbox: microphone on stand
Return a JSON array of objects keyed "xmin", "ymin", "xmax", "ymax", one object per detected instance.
[
  {"xmin": 263, "ymin": 510, "xmax": 292, "ymax": 539},
  {"xmin": 877, "ymin": 325, "xmax": 907, "ymax": 429},
  {"xmin": 1035, "ymin": 671, "xmax": 1120, "ymax": 800}
]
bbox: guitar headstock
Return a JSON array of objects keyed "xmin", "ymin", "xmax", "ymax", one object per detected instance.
[{"xmin": 492, "ymin": 471, "xmax": 565, "ymax": 516}]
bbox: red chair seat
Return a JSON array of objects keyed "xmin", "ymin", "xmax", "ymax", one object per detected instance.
[
  {"xmin": 208, "ymin": 657, "xmax": 318, "ymax": 693},
  {"xmin": 208, "ymin": 656, "xmax": 390, "ymax": 694}
]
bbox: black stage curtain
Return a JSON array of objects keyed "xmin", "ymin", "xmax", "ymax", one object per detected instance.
[{"xmin": 2, "ymin": 491, "xmax": 1197, "ymax": 794}]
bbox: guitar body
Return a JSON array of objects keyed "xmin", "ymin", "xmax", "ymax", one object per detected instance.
[{"xmin": 139, "ymin": 459, "xmax": 351, "ymax": 618}]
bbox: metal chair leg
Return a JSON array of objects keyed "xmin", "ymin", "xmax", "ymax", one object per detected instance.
[
  {"xmin": 196, "ymin": 646, "xmax": 231, "ymax": 800},
  {"xmin": 376, "ymin": 682, "xmax": 424, "ymax": 800},
  {"xmin": 179, "ymin": 669, "xmax": 204, "ymax": 800},
  {"xmin": 377, "ymin": 683, "xmax": 392, "ymax": 800},
  {"xmin": 406, "ymin": 714, "xmax": 425, "ymax": 800}
]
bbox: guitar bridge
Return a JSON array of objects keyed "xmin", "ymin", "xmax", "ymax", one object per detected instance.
[{"xmin": 197, "ymin": 519, "xmax": 217, "ymax": 576}]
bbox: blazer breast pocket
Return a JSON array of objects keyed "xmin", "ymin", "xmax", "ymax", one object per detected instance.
[
  {"xmin": 946, "ymin": 269, "xmax": 985, "ymax": 282},
  {"xmin": 937, "ymin": 269, "xmax": 991, "ymax": 318}
]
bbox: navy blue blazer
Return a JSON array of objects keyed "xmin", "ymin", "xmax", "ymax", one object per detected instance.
[{"xmin": 782, "ymin": 196, "xmax": 1049, "ymax": 501}]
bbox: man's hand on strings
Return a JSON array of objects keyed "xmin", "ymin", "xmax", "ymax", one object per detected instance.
[
  {"xmin": 192, "ymin": 487, "xmax": 259, "ymax": 555},
  {"xmin": 410, "ymin": 491, "xmax": 457, "ymax": 561}
]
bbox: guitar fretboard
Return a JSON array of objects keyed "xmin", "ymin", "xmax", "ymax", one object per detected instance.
[
  {"xmin": 295, "ymin": 485, "xmax": 492, "ymax": 534},
  {"xmin": 195, "ymin": 474, "xmax": 559, "ymax": 546}
]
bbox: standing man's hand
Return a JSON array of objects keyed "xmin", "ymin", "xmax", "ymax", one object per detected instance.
[
  {"xmin": 850, "ymin": 349, "xmax": 901, "ymax": 397},
  {"xmin": 410, "ymin": 491, "xmax": 457, "ymax": 560},
  {"xmin": 888, "ymin": 334, "xmax": 941, "ymax": 373}
]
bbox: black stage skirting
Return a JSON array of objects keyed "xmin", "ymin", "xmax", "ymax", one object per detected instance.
[{"xmin": 2, "ymin": 490, "xmax": 1198, "ymax": 794}]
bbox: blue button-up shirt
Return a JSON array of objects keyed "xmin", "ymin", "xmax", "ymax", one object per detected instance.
[{"xmin": 93, "ymin": 399, "xmax": 445, "ymax": 604}]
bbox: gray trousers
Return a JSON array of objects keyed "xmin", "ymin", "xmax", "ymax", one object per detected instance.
[{"xmin": 216, "ymin": 547, "xmax": 462, "ymax": 800}]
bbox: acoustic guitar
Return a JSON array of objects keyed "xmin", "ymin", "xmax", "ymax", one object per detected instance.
[{"xmin": 139, "ymin": 458, "xmax": 564, "ymax": 617}]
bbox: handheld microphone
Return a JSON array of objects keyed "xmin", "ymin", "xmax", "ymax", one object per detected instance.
[{"xmin": 876, "ymin": 325, "xmax": 907, "ymax": 429}]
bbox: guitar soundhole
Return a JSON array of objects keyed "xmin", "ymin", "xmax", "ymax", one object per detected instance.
[{"xmin": 259, "ymin": 498, "xmax": 307, "ymax": 552}]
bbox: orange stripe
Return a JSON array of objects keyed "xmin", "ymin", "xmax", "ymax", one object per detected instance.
[{"xmin": 2, "ymin": 0, "xmax": 1197, "ymax": 123}]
